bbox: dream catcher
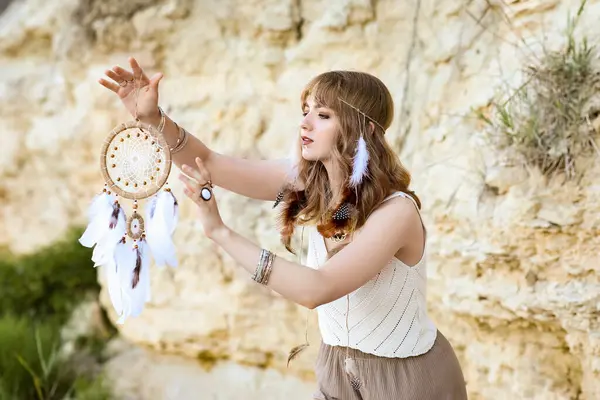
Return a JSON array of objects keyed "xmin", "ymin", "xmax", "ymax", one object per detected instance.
[{"xmin": 79, "ymin": 76, "xmax": 178, "ymax": 324}]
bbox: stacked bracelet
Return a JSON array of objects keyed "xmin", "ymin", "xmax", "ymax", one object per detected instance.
[
  {"xmin": 252, "ymin": 249, "xmax": 276, "ymax": 285},
  {"xmin": 171, "ymin": 124, "xmax": 189, "ymax": 154},
  {"xmin": 157, "ymin": 106, "xmax": 167, "ymax": 132},
  {"xmin": 157, "ymin": 106, "xmax": 189, "ymax": 154}
]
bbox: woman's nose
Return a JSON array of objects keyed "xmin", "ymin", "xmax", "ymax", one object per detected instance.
[{"xmin": 300, "ymin": 115, "xmax": 311, "ymax": 131}]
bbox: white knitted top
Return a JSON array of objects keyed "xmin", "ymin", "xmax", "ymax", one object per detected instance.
[{"xmin": 306, "ymin": 191, "xmax": 437, "ymax": 358}]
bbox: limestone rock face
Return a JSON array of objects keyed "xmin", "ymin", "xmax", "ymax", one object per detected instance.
[{"xmin": 2, "ymin": 0, "xmax": 600, "ymax": 398}]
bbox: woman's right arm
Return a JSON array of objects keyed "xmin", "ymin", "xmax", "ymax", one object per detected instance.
[{"xmin": 142, "ymin": 111, "xmax": 293, "ymax": 201}]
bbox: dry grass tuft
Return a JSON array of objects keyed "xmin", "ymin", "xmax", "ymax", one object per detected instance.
[{"xmin": 479, "ymin": 0, "xmax": 600, "ymax": 180}]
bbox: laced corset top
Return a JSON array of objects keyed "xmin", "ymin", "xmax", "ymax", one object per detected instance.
[{"xmin": 306, "ymin": 191, "xmax": 437, "ymax": 358}]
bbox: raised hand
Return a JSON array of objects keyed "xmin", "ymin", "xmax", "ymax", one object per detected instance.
[
  {"xmin": 98, "ymin": 56, "xmax": 163, "ymax": 122},
  {"xmin": 179, "ymin": 158, "xmax": 225, "ymax": 239}
]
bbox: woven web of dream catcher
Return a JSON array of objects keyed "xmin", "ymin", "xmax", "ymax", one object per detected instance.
[{"xmin": 100, "ymin": 120, "xmax": 171, "ymax": 200}]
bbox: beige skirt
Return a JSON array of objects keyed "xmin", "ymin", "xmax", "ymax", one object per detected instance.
[{"xmin": 313, "ymin": 330, "xmax": 468, "ymax": 400}]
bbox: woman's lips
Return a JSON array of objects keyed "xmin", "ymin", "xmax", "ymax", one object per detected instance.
[{"xmin": 301, "ymin": 136, "xmax": 314, "ymax": 145}]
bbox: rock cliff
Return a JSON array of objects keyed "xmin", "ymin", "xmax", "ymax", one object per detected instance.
[{"xmin": 1, "ymin": 0, "xmax": 599, "ymax": 398}]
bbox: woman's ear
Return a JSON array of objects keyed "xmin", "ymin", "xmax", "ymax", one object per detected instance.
[{"xmin": 368, "ymin": 121, "xmax": 375, "ymax": 135}]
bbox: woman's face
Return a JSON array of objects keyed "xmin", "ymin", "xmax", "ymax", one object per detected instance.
[{"xmin": 299, "ymin": 96, "xmax": 339, "ymax": 162}]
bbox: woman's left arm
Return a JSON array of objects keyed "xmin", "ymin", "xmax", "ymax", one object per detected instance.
[{"xmin": 180, "ymin": 158, "xmax": 420, "ymax": 309}]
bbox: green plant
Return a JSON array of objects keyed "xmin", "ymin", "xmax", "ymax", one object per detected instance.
[
  {"xmin": 0, "ymin": 315, "xmax": 73, "ymax": 399},
  {"xmin": 70, "ymin": 374, "xmax": 113, "ymax": 400},
  {"xmin": 480, "ymin": 0, "xmax": 600, "ymax": 179},
  {"xmin": 0, "ymin": 227, "xmax": 98, "ymax": 324},
  {"xmin": 0, "ymin": 228, "xmax": 115, "ymax": 399},
  {"xmin": 0, "ymin": 314, "xmax": 113, "ymax": 400}
]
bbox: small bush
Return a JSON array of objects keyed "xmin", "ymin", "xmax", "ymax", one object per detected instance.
[
  {"xmin": 0, "ymin": 227, "xmax": 98, "ymax": 324},
  {"xmin": 479, "ymin": 0, "xmax": 600, "ymax": 179},
  {"xmin": 0, "ymin": 315, "xmax": 72, "ymax": 399},
  {"xmin": 0, "ymin": 227, "xmax": 114, "ymax": 399},
  {"xmin": 0, "ymin": 315, "xmax": 112, "ymax": 400},
  {"xmin": 70, "ymin": 374, "xmax": 113, "ymax": 400}
]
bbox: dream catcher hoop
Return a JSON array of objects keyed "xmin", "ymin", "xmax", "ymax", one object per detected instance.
[
  {"xmin": 99, "ymin": 119, "xmax": 172, "ymax": 201},
  {"xmin": 80, "ymin": 74, "xmax": 179, "ymax": 325}
]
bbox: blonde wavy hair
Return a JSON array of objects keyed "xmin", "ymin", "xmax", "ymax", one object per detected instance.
[{"xmin": 278, "ymin": 70, "xmax": 420, "ymax": 253}]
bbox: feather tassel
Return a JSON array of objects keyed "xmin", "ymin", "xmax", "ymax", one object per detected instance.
[
  {"xmin": 287, "ymin": 343, "xmax": 309, "ymax": 367},
  {"xmin": 132, "ymin": 247, "xmax": 142, "ymax": 289},
  {"xmin": 115, "ymin": 239, "xmax": 136, "ymax": 325},
  {"xmin": 349, "ymin": 135, "xmax": 369, "ymax": 187},
  {"xmin": 92, "ymin": 206, "xmax": 126, "ymax": 268},
  {"xmin": 141, "ymin": 238, "xmax": 152, "ymax": 303},
  {"xmin": 106, "ymin": 237, "xmax": 126, "ymax": 318},
  {"xmin": 145, "ymin": 191, "xmax": 178, "ymax": 268},
  {"xmin": 344, "ymin": 357, "xmax": 362, "ymax": 391},
  {"xmin": 79, "ymin": 192, "xmax": 115, "ymax": 248},
  {"xmin": 129, "ymin": 238, "xmax": 151, "ymax": 317}
]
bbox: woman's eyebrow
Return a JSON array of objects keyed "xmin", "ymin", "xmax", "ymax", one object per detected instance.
[{"xmin": 302, "ymin": 101, "xmax": 328, "ymax": 110}]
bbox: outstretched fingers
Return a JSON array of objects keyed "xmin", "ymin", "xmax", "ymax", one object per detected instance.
[
  {"xmin": 112, "ymin": 65, "xmax": 134, "ymax": 82},
  {"xmin": 129, "ymin": 57, "xmax": 148, "ymax": 81},
  {"xmin": 98, "ymin": 78, "xmax": 120, "ymax": 93}
]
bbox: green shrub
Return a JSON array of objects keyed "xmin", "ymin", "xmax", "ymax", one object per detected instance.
[
  {"xmin": 0, "ymin": 227, "xmax": 114, "ymax": 399},
  {"xmin": 0, "ymin": 315, "xmax": 112, "ymax": 400},
  {"xmin": 70, "ymin": 374, "xmax": 113, "ymax": 400},
  {"xmin": 0, "ymin": 315, "xmax": 72, "ymax": 399},
  {"xmin": 0, "ymin": 227, "xmax": 98, "ymax": 324}
]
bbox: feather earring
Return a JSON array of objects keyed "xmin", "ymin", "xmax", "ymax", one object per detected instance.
[
  {"xmin": 349, "ymin": 126, "xmax": 369, "ymax": 187},
  {"xmin": 317, "ymin": 186, "xmax": 357, "ymax": 240}
]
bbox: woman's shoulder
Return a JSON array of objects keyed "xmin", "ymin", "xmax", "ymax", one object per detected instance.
[
  {"xmin": 380, "ymin": 191, "xmax": 420, "ymax": 210},
  {"xmin": 365, "ymin": 192, "xmax": 420, "ymax": 226}
]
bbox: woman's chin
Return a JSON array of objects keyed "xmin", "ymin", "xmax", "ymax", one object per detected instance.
[{"xmin": 301, "ymin": 148, "xmax": 319, "ymax": 161}]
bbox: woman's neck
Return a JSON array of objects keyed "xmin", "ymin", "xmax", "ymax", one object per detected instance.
[{"xmin": 323, "ymin": 159, "xmax": 344, "ymax": 194}]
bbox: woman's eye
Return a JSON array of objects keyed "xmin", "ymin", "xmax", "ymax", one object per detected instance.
[
  {"xmin": 302, "ymin": 112, "xmax": 308, "ymax": 117},
  {"xmin": 318, "ymin": 114, "xmax": 329, "ymax": 119}
]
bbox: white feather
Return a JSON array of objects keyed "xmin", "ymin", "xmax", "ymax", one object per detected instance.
[
  {"xmin": 349, "ymin": 136, "xmax": 369, "ymax": 187},
  {"xmin": 79, "ymin": 193, "xmax": 115, "ymax": 248},
  {"xmin": 145, "ymin": 195, "xmax": 165, "ymax": 267},
  {"xmin": 158, "ymin": 190, "xmax": 179, "ymax": 235},
  {"xmin": 92, "ymin": 207, "xmax": 126, "ymax": 267},
  {"xmin": 141, "ymin": 239, "xmax": 152, "ymax": 303},
  {"xmin": 114, "ymin": 240, "xmax": 136, "ymax": 324},
  {"xmin": 145, "ymin": 191, "xmax": 178, "ymax": 268},
  {"xmin": 105, "ymin": 241, "xmax": 125, "ymax": 317},
  {"xmin": 130, "ymin": 239, "xmax": 152, "ymax": 317}
]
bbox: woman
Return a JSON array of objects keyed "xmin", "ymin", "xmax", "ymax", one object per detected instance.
[{"xmin": 99, "ymin": 57, "xmax": 468, "ymax": 399}]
